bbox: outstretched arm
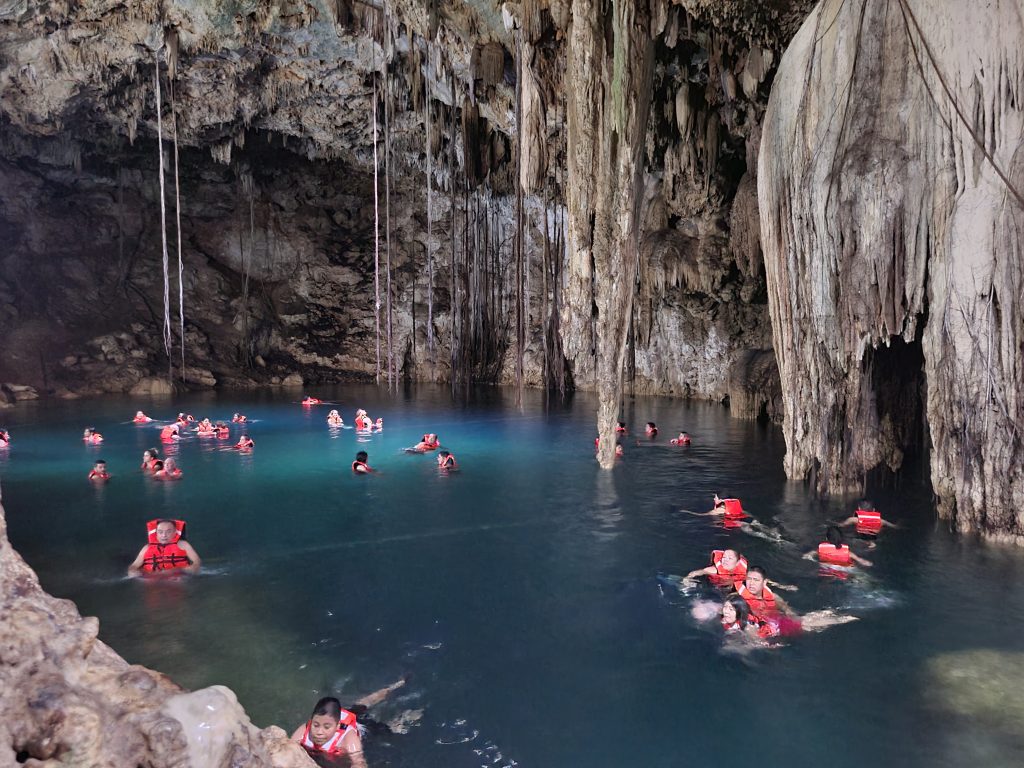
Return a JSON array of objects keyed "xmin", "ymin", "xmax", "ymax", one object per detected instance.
[
  {"xmin": 851, "ymin": 552, "xmax": 873, "ymax": 567},
  {"xmin": 835, "ymin": 516, "xmax": 858, "ymax": 527},
  {"xmin": 685, "ymin": 565, "xmax": 716, "ymax": 579}
]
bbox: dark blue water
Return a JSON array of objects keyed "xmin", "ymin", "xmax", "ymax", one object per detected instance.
[{"xmin": 2, "ymin": 386, "xmax": 1023, "ymax": 768}]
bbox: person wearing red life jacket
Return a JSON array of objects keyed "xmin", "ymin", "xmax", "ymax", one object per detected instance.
[
  {"xmin": 128, "ymin": 519, "xmax": 200, "ymax": 575},
  {"xmin": 160, "ymin": 424, "xmax": 180, "ymax": 443},
  {"xmin": 689, "ymin": 494, "xmax": 748, "ymax": 521},
  {"xmin": 352, "ymin": 450, "xmax": 374, "ymax": 474},
  {"xmin": 735, "ymin": 566, "xmax": 797, "ymax": 620},
  {"xmin": 215, "ymin": 422, "xmax": 230, "ymax": 439},
  {"xmin": 153, "ymin": 458, "xmax": 183, "ymax": 480},
  {"xmin": 87, "ymin": 460, "xmax": 111, "ymax": 482},
  {"xmin": 615, "ymin": 420, "xmax": 627, "ymax": 434},
  {"xmin": 686, "ymin": 548, "xmax": 748, "ymax": 586},
  {"xmin": 234, "ymin": 435, "xmax": 255, "ymax": 451},
  {"xmin": 807, "ymin": 526, "xmax": 873, "ymax": 569},
  {"xmin": 837, "ymin": 500, "xmax": 897, "ymax": 547},
  {"xmin": 409, "ymin": 434, "xmax": 440, "ymax": 452},
  {"xmin": 669, "ymin": 431, "xmax": 691, "ymax": 445},
  {"xmin": 0, "ymin": 429, "xmax": 10, "ymax": 448},
  {"xmin": 437, "ymin": 450, "xmax": 458, "ymax": 470},
  {"xmin": 645, "ymin": 422, "xmax": 658, "ymax": 438},
  {"xmin": 82, "ymin": 427, "xmax": 104, "ymax": 444},
  {"xmin": 133, "ymin": 410, "xmax": 152, "ymax": 423},
  {"xmin": 354, "ymin": 409, "xmax": 373, "ymax": 431},
  {"xmin": 231, "ymin": 413, "xmax": 248, "ymax": 424},
  {"xmin": 140, "ymin": 448, "xmax": 159, "ymax": 472},
  {"xmin": 720, "ymin": 594, "xmax": 775, "ymax": 641},
  {"xmin": 301, "ymin": 396, "xmax": 322, "ymax": 406}
]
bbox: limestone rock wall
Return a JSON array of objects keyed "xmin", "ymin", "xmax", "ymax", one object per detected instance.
[
  {"xmin": 0, "ymin": 488, "xmax": 313, "ymax": 767},
  {"xmin": 759, "ymin": 0, "xmax": 1024, "ymax": 536}
]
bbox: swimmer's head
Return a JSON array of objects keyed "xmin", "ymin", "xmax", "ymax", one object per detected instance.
[
  {"xmin": 355, "ymin": 451, "xmax": 368, "ymax": 463},
  {"xmin": 143, "ymin": 449, "xmax": 155, "ymax": 461},
  {"xmin": 646, "ymin": 422, "xmax": 657, "ymax": 432},
  {"xmin": 745, "ymin": 566, "xmax": 767, "ymax": 592},
  {"xmin": 83, "ymin": 427, "xmax": 93, "ymax": 437},
  {"xmin": 93, "ymin": 460, "xmax": 106, "ymax": 470},
  {"xmin": 615, "ymin": 444, "xmax": 624, "ymax": 456},
  {"xmin": 859, "ymin": 499, "xmax": 876, "ymax": 511},
  {"xmin": 308, "ymin": 697, "xmax": 343, "ymax": 745},
  {"xmin": 724, "ymin": 595, "xmax": 750, "ymax": 626},
  {"xmin": 163, "ymin": 458, "xmax": 177, "ymax": 470},
  {"xmin": 135, "ymin": 411, "xmax": 144, "ymax": 417},
  {"xmin": 825, "ymin": 526, "xmax": 845, "ymax": 546},
  {"xmin": 719, "ymin": 549, "xmax": 741, "ymax": 570},
  {"xmin": 154, "ymin": 519, "xmax": 177, "ymax": 544}
]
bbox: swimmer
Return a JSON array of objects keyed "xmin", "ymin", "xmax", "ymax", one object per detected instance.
[
  {"xmin": 141, "ymin": 449, "xmax": 160, "ymax": 472},
  {"xmin": 669, "ymin": 432, "xmax": 691, "ymax": 445},
  {"xmin": 615, "ymin": 420, "xmax": 627, "ymax": 434},
  {"xmin": 806, "ymin": 526, "xmax": 873, "ymax": 568},
  {"xmin": 327, "ymin": 409, "xmax": 344, "ymax": 427},
  {"xmin": 234, "ymin": 435, "xmax": 255, "ymax": 451},
  {"xmin": 352, "ymin": 450, "xmax": 374, "ymax": 473},
  {"xmin": 645, "ymin": 422, "xmax": 658, "ymax": 437},
  {"xmin": 735, "ymin": 566, "xmax": 796, "ymax": 620},
  {"xmin": 195, "ymin": 418, "xmax": 215, "ymax": 435},
  {"xmin": 437, "ymin": 450, "xmax": 457, "ymax": 470},
  {"xmin": 689, "ymin": 494, "xmax": 747, "ymax": 521},
  {"xmin": 176, "ymin": 413, "xmax": 194, "ymax": 425},
  {"xmin": 374, "ymin": 417, "xmax": 384, "ymax": 431},
  {"xmin": 291, "ymin": 679, "xmax": 406, "ymax": 766},
  {"xmin": 685, "ymin": 548, "xmax": 748, "ymax": 587},
  {"xmin": 87, "ymin": 460, "xmax": 110, "ymax": 482},
  {"xmin": 354, "ymin": 409, "xmax": 373, "ymax": 431},
  {"xmin": 215, "ymin": 422, "xmax": 230, "ymax": 439},
  {"xmin": 837, "ymin": 499, "xmax": 898, "ymax": 548},
  {"xmin": 132, "ymin": 410, "xmax": 152, "ymax": 423},
  {"xmin": 720, "ymin": 594, "xmax": 770, "ymax": 641},
  {"xmin": 160, "ymin": 424, "xmax": 180, "ymax": 442},
  {"xmin": 301, "ymin": 396, "xmax": 322, "ymax": 406},
  {"xmin": 153, "ymin": 457, "xmax": 182, "ymax": 480},
  {"xmin": 408, "ymin": 433, "xmax": 440, "ymax": 452},
  {"xmin": 82, "ymin": 427, "xmax": 104, "ymax": 444},
  {"xmin": 0, "ymin": 429, "xmax": 10, "ymax": 448},
  {"xmin": 128, "ymin": 518, "xmax": 200, "ymax": 575},
  {"xmin": 231, "ymin": 413, "xmax": 248, "ymax": 423},
  {"xmin": 615, "ymin": 444, "xmax": 624, "ymax": 457}
]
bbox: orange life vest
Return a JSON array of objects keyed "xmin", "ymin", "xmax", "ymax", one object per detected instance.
[
  {"xmin": 355, "ymin": 416, "xmax": 371, "ymax": 430},
  {"xmin": 88, "ymin": 470, "xmax": 110, "ymax": 481},
  {"xmin": 737, "ymin": 582, "xmax": 777, "ymax": 618},
  {"xmin": 299, "ymin": 710, "xmax": 359, "ymax": 755},
  {"xmin": 722, "ymin": 498, "xmax": 745, "ymax": 519},
  {"xmin": 133, "ymin": 415, "xmax": 150, "ymax": 423},
  {"xmin": 817, "ymin": 542, "xmax": 852, "ymax": 566},
  {"xmin": 352, "ymin": 460, "xmax": 370, "ymax": 473},
  {"xmin": 710, "ymin": 550, "xmax": 748, "ymax": 585},
  {"xmin": 438, "ymin": 454, "xmax": 457, "ymax": 469},
  {"xmin": 141, "ymin": 520, "xmax": 191, "ymax": 572},
  {"xmin": 160, "ymin": 426, "xmax": 179, "ymax": 442},
  {"xmin": 855, "ymin": 508, "xmax": 883, "ymax": 534}
]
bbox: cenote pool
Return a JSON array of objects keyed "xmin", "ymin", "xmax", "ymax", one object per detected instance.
[{"xmin": 2, "ymin": 385, "xmax": 1024, "ymax": 767}]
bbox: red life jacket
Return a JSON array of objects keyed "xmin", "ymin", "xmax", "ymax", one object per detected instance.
[
  {"xmin": 133, "ymin": 415, "xmax": 150, "ymax": 423},
  {"xmin": 216, "ymin": 427, "xmax": 230, "ymax": 439},
  {"xmin": 160, "ymin": 426, "xmax": 179, "ymax": 442},
  {"xmin": 818, "ymin": 542, "xmax": 852, "ymax": 566},
  {"xmin": 88, "ymin": 470, "xmax": 110, "ymax": 481},
  {"xmin": 84, "ymin": 433, "xmax": 103, "ymax": 444},
  {"xmin": 855, "ymin": 508, "xmax": 883, "ymax": 534},
  {"xmin": 722, "ymin": 498, "xmax": 746, "ymax": 519},
  {"xmin": 439, "ymin": 454, "xmax": 457, "ymax": 469},
  {"xmin": 156, "ymin": 467, "xmax": 182, "ymax": 479},
  {"xmin": 352, "ymin": 460, "xmax": 370, "ymax": 473},
  {"xmin": 356, "ymin": 416, "xmax": 371, "ymax": 430},
  {"xmin": 141, "ymin": 519, "xmax": 191, "ymax": 572},
  {"xmin": 737, "ymin": 582, "xmax": 777, "ymax": 618},
  {"xmin": 300, "ymin": 711, "xmax": 359, "ymax": 755},
  {"xmin": 235, "ymin": 438, "xmax": 254, "ymax": 450},
  {"xmin": 710, "ymin": 550, "xmax": 748, "ymax": 585}
]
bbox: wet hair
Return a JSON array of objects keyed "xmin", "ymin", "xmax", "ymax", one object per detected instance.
[
  {"xmin": 355, "ymin": 451, "xmax": 368, "ymax": 462},
  {"xmin": 95, "ymin": 459, "xmax": 106, "ymax": 466},
  {"xmin": 311, "ymin": 697, "xmax": 342, "ymax": 721},
  {"xmin": 859, "ymin": 499, "xmax": 877, "ymax": 511},
  {"xmin": 646, "ymin": 422, "xmax": 656, "ymax": 429},
  {"xmin": 825, "ymin": 526, "xmax": 845, "ymax": 546},
  {"xmin": 747, "ymin": 566, "xmax": 766, "ymax": 579},
  {"xmin": 726, "ymin": 595, "xmax": 751, "ymax": 625},
  {"xmin": 146, "ymin": 447, "xmax": 160, "ymax": 458},
  {"xmin": 438, "ymin": 450, "xmax": 451, "ymax": 458},
  {"xmin": 152, "ymin": 460, "xmax": 165, "ymax": 471},
  {"xmin": 617, "ymin": 420, "xmax": 626, "ymax": 428}
]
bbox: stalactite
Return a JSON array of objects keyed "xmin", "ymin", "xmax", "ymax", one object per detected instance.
[
  {"xmin": 372, "ymin": 71, "xmax": 381, "ymax": 384},
  {"xmin": 514, "ymin": 29, "xmax": 525, "ymax": 399},
  {"xmin": 425, "ymin": 75, "xmax": 435, "ymax": 378},
  {"xmin": 449, "ymin": 91, "xmax": 457, "ymax": 392},
  {"xmin": 153, "ymin": 50, "xmax": 173, "ymax": 373},
  {"xmin": 170, "ymin": 76, "xmax": 185, "ymax": 380},
  {"xmin": 384, "ymin": 68, "xmax": 394, "ymax": 389}
]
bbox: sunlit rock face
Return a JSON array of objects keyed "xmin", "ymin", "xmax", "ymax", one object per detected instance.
[
  {"xmin": 0, "ymin": 0, "xmax": 794, "ymax": 411},
  {"xmin": 759, "ymin": 0, "xmax": 1024, "ymax": 536},
  {"xmin": 0, "ymin": 491, "xmax": 313, "ymax": 767}
]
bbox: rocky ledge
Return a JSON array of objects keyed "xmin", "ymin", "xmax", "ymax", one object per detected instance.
[{"xmin": 0, "ymin": 488, "xmax": 314, "ymax": 767}]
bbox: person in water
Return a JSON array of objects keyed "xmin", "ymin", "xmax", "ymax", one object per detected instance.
[
  {"xmin": 685, "ymin": 548, "xmax": 748, "ymax": 587},
  {"xmin": 354, "ymin": 409, "xmax": 373, "ymax": 431},
  {"xmin": 88, "ymin": 460, "xmax": 110, "ymax": 482},
  {"xmin": 615, "ymin": 421, "xmax": 627, "ymax": 434},
  {"xmin": 128, "ymin": 519, "xmax": 200, "ymax": 575},
  {"xmin": 645, "ymin": 422, "xmax": 658, "ymax": 437},
  {"xmin": 83, "ymin": 427, "xmax": 104, "ymax": 444},
  {"xmin": 735, "ymin": 566, "xmax": 796, "ymax": 620},
  {"xmin": 291, "ymin": 679, "xmax": 406, "ymax": 765},
  {"xmin": 234, "ymin": 434, "xmax": 255, "ymax": 451},
  {"xmin": 837, "ymin": 500, "xmax": 897, "ymax": 547},
  {"xmin": 160, "ymin": 424, "xmax": 180, "ymax": 442},
  {"xmin": 141, "ymin": 448, "xmax": 160, "ymax": 471},
  {"xmin": 373, "ymin": 417, "xmax": 384, "ymax": 431},
  {"xmin": 133, "ymin": 410, "xmax": 152, "ymax": 423},
  {"xmin": 807, "ymin": 526, "xmax": 873, "ymax": 568},
  {"xmin": 410, "ymin": 434, "xmax": 440, "ymax": 452},
  {"xmin": 231, "ymin": 413, "xmax": 248, "ymax": 423},
  {"xmin": 0, "ymin": 429, "xmax": 10, "ymax": 448},
  {"xmin": 690, "ymin": 494, "xmax": 747, "ymax": 522},
  {"xmin": 352, "ymin": 451, "xmax": 374, "ymax": 473},
  {"xmin": 327, "ymin": 409, "xmax": 344, "ymax": 427},
  {"xmin": 669, "ymin": 432, "xmax": 691, "ymax": 445},
  {"xmin": 437, "ymin": 450, "xmax": 457, "ymax": 470},
  {"xmin": 302, "ymin": 396, "xmax": 322, "ymax": 406},
  {"xmin": 153, "ymin": 457, "xmax": 182, "ymax": 480}
]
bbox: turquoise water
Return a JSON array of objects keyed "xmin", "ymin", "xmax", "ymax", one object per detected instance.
[{"xmin": 2, "ymin": 386, "xmax": 1024, "ymax": 767}]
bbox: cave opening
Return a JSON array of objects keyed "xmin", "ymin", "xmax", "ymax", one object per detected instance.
[{"xmin": 862, "ymin": 333, "xmax": 929, "ymax": 486}]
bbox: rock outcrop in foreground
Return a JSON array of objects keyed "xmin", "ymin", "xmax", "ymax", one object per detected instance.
[
  {"xmin": 0, "ymin": 489, "xmax": 313, "ymax": 767},
  {"xmin": 759, "ymin": 0, "xmax": 1024, "ymax": 537}
]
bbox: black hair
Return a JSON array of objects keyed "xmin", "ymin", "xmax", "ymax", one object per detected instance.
[
  {"xmin": 617, "ymin": 420, "xmax": 626, "ymax": 428},
  {"xmin": 311, "ymin": 697, "xmax": 342, "ymax": 720},
  {"xmin": 747, "ymin": 565, "xmax": 766, "ymax": 579},
  {"xmin": 438, "ymin": 450, "xmax": 451, "ymax": 458},
  {"xmin": 355, "ymin": 451, "xmax": 368, "ymax": 462},
  {"xmin": 95, "ymin": 459, "xmax": 106, "ymax": 465},
  {"xmin": 646, "ymin": 422, "xmax": 656, "ymax": 428},
  {"xmin": 725, "ymin": 594, "xmax": 751, "ymax": 625},
  {"xmin": 859, "ymin": 499, "xmax": 876, "ymax": 511},
  {"xmin": 825, "ymin": 526, "xmax": 845, "ymax": 546},
  {"xmin": 152, "ymin": 460, "xmax": 164, "ymax": 471}
]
